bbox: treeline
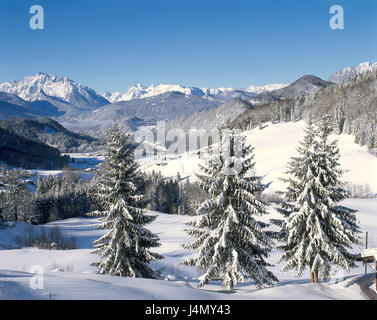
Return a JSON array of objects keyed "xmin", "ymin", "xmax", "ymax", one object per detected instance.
[
  {"xmin": 0, "ymin": 168, "xmax": 205, "ymax": 225},
  {"xmin": 0, "ymin": 126, "xmax": 69, "ymax": 169},
  {"xmin": 33, "ymin": 174, "xmax": 98, "ymax": 223},
  {"xmin": 231, "ymin": 69, "xmax": 377, "ymax": 150},
  {"xmin": 0, "ymin": 168, "xmax": 98, "ymax": 224},
  {"xmin": 139, "ymin": 171, "xmax": 208, "ymax": 216}
]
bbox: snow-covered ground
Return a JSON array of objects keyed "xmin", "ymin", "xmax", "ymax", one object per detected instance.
[
  {"xmin": 25, "ymin": 152, "xmax": 104, "ymax": 184},
  {"xmin": 0, "ymin": 198, "xmax": 375, "ymax": 300},
  {"xmin": 140, "ymin": 121, "xmax": 377, "ymax": 193},
  {"xmin": 0, "ymin": 121, "xmax": 376, "ymax": 300}
]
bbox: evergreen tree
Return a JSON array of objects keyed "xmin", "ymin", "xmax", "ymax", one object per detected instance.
[
  {"xmin": 91, "ymin": 123, "xmax": 162, "ymax": 278},
  {"xmin": 1, "ymin": 169, "xmax": 32, "ymax": 222},
  {"xmin": 182, "ymin": 129, "xmax": 278, "ymax": 290},
  {"xmin": 277, "ymin": 116, "xmax": 361, "ymax": 283}
]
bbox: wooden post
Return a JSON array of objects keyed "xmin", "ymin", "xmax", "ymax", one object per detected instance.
[
  {"xmin": 365, "ymin": 232, "xmax": 369, "ymax": 275},
  {"xmin": 315, "ymin": 270, "xmax": 319, "ymax": 284}
]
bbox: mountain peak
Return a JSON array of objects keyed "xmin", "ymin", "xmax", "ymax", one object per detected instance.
[
  {"xmin": 294, "ymin": 75, "xmax": 331, "ymax": 84},
  {"xmin": 329, "ymin": 61, "xmax": 377, "ymax": 84},
  {"xmin": 0, "ymin": 73, "xmax": 108, "ymax": 109},
  {"xmin": 103, "ymin": 82, "xmax": 289, "ymax": 104}
]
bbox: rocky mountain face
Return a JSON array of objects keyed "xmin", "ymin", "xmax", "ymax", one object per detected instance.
[
  {"xmin": 0, "ymin": 73, "xmax": 109, "ymax": 118},
  {"xmin": 328, "ymin": 62, "xmax": 377, "ymax": 84}
]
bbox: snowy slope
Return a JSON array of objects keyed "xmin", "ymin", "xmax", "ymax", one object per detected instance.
[
  {"xmin": 0, "ymin": 198, "xmax": 375, "ymax": 300},
  {"xmin": 167, "ymin": 98, "xmax": 252, "ymax": 133},
  {"xmin": 140, "ymin": 121, "xmax": 377, "ymax": 193},
  {"xmin": 328, "ymin": 62, "xmax": 377, "ymax": 84}
]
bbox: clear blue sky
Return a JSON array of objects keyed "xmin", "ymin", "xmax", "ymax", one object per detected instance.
[{"xmin": 0, "ymin": 0, "xmax": 376, "ymax": 93}]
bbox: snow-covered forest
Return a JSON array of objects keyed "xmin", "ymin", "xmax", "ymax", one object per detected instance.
[{"xmin": 0, "ymin": 112, "xmax": 376, "ymax": 300}]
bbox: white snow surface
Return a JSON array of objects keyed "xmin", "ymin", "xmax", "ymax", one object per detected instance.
[
  {"xmin": 362, "ymin": 248, "xmax": 377, "ymax": 260},
  {"xmin": 140, "ymin": 121, "xmax": 377, "ymax": 193},
  {"xmin": 0, "ymin": 121, "xmax": 376, "ymax": 299},
  {"xmin": 245, "ymin": 83, "xmax": 288, "ymax": 94},
  {"xmin": 0, "ymin": 198, "xmax": 375, "ymax": 300}
]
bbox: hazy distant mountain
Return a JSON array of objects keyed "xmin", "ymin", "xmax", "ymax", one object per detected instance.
[
  {"xmin": 103, "ymin": 83, "xmax": 288, "ymax": 103},
  {"xmin": 103, "ymin": 84, "xmax": 206, "ymax": 103},
  {"xmin": 328, "ymin": 62, "xmax": 377, "ymax": 84},
  {"xmin": 0, "ymin": 117, "xmax": 99, "ymax": 153},
  {"xmin": 168, "ymin": 98, "xmax": 252, "ymax": 133},
  {"xmin": 168, "ymin": 75, "xmax": 334, "ymax": 134},
  {"xmin": 249, "ymin": 75, "xmax": 334, "ymax": 105},
  {"xmin": 245, "ymin": 83, "xmax": 288, "ymax": 94},
  {"xmin": 64, "ymin": 91, "xmax": 221, "ymax": 136},
  {"xmin": 0, "ymin": 92, "xmax": 51, "ymax": 120}
]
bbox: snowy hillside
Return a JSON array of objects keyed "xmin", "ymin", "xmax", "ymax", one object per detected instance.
[
  {"xmin": 140, "ymin": 121, "xmax": 377, "ymax": 194},
  {"xmin": 328, "ymin": 62, "xmax": 377, "ymax": 84},
  {"xmin": 0, "ymin": 120, "xmax": 376, "ymax": 300},
  {"xmin": 0, "ymin": 92, "xmax": 51, "ymax": 120},
  {"xmin": 167, "ymin": 98, "xmax": 252, "ymax": 133},
  {"xmin": 0, "ymin": 199, "xmax": 375, "ymax": 300}
]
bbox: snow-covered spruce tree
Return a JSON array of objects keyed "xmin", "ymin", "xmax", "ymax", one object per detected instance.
[
  {"xmin": 90, "ymin": 123, "xmax": 162, "ymax": 278},
  {"xmin": 277, "ymin": 116, "xmax": 361, "ymax": 283},
  {"xmin": 182, "ymin": 129, "xmax": 278, "ymax": 290}
]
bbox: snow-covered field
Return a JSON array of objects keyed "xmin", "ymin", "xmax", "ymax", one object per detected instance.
[
  {"xmin": 140, "ymin": 121, "xmax": 377, "ymax": 193},
  {"xmin": 0, "ymin": 198, "xmax": 375, "ymax": 300}
]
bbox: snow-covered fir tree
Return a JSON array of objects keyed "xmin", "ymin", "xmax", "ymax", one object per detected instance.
[
  {"xmin": 90, "ymin": 123, "xmax": 162, "ymax": 278},
  {"xmin": 182, "ymin": 129, "xmax": 278, "ymax": 290},
  {"xmin": 276, "ymin": 116, "xmax": 361, "ymax": 283}
]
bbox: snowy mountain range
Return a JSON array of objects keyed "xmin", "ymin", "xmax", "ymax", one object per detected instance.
[
  {"xmin": 328, "ymin": 62, "xmax": 377, "ymax": 84},
  {"xmin": 61, "ymin": 91, "xmax": 222, "ymax": 136},
  {"xmin": 0, "ymin": 73, "xmax": 109, "ymax": 110},
  {"xmin": 102, "ymin": 83, "xmax": 288, "ymax": 103},
  {"xmin": 0, "ymin": 61, "xmax": 376, "ymax": 135},
  {"xmin": 1, "ymin": 61, "xmax": 374, "ymax": 109}
]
